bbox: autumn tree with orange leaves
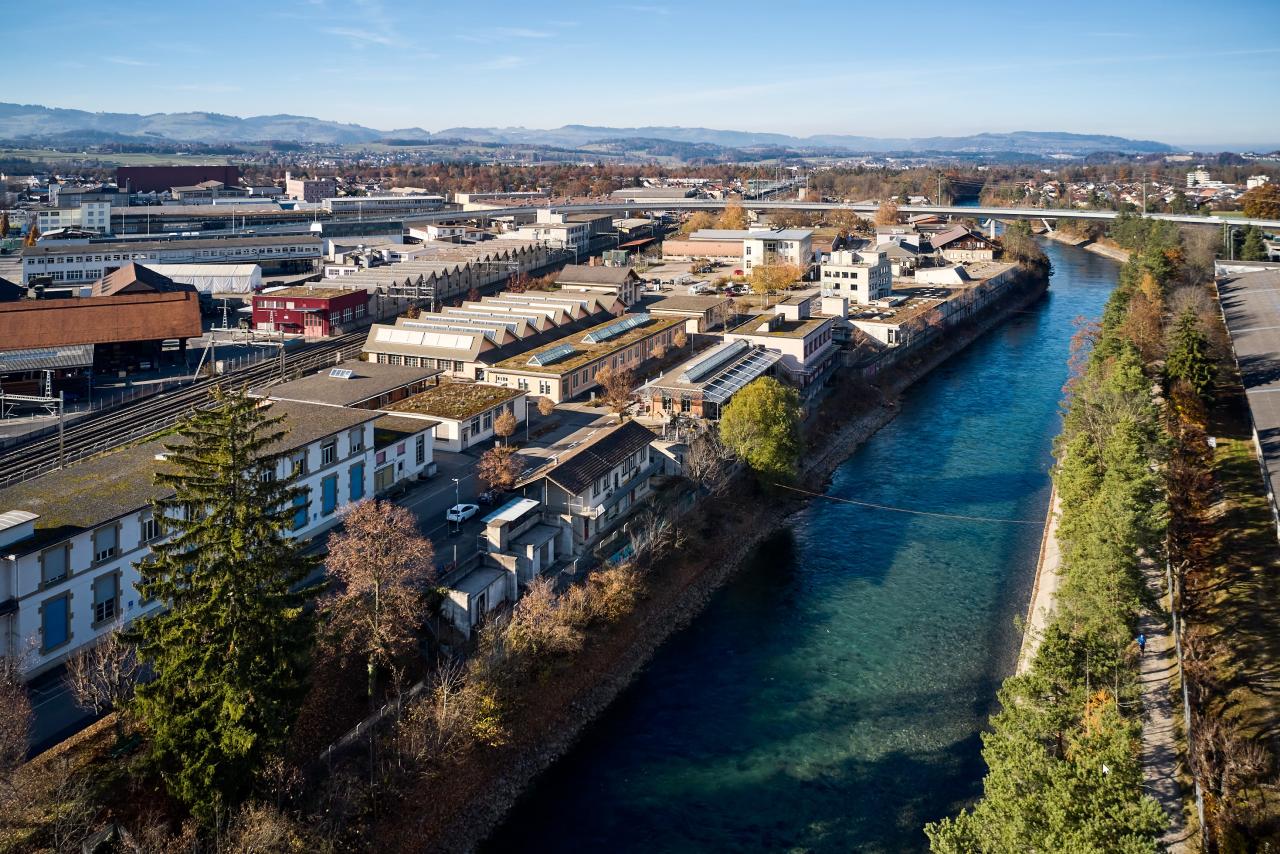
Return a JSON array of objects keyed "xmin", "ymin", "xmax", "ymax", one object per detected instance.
[{"xmin": 321, "ymin": 500, "xmax": 436, "ymax": 700}]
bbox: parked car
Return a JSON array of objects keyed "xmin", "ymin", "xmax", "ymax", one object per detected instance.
[
  {"xmin": 446, "ymin": 503, "xmax": 479, "ymax": 523},
  {"xmin": 478, "ymin": 490, "xmax": 502, "ymax": 506}
]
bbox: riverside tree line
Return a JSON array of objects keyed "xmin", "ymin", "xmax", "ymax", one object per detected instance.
[{"xmin": 926, "ymin": 216, "xmax": 1220, "ymax": 851}]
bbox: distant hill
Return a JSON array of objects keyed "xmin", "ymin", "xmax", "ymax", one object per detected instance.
[{"xmin": 0, "ymin": 102, "xmax": 1175, "ymax": 155}]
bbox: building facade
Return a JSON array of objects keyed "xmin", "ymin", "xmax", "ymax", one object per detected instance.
[
  {"xmin": 484, "ymin": 313, "xmax": 683, "ymax": 403},
  {"xmin": 0, "ymin": 399, "xmax": 432, "ymax": 679},
  {"xmin": 252, "ymin": 286, "xmax": 370, "ymax": 337},
  {"xmin": 20, "ymin": 236, "xmax": 321, "ymax": 285},
  {"xmin": 819, "ymin": 248, "xmax": 892, "ymax": 304},
  {"xmin": 285, "ymin": 174, "xmax": 337, "ymax": 203}
]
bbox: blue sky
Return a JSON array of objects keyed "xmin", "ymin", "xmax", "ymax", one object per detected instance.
[{"xmin": 9, "ymin": 0, "xmax": 1280, "ymax": 147}]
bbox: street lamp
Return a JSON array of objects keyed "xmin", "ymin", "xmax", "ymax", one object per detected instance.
[{"xmin": 452, "ymin": 477, "xmax": 460, "ymax": 505}]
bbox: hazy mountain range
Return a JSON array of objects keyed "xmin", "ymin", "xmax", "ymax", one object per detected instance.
[{"xmin": 0, "ymin": 102, "xmax": 1177, "ymax": 155}]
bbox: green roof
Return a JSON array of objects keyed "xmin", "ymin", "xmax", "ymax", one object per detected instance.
[
  {"xmin": 493, "ymin": 314, "xmax": 684, "ymax": 375},
  {"xmin": 387, "ymin": 381, "xmax": 523, "ymax": 422}
]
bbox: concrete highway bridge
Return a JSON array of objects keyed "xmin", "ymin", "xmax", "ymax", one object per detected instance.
[
  {"xmin": 146, "ymin": 199, "xmax": 1278, "ymax": 240},
  {"xmin": 401, "ymin": 200, "xmax": 1280, "ymax": 231}
]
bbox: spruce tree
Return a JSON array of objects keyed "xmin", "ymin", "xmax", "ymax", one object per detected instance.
[
  {"xmin": 1166, "ymin": 308, "xmax": 1214, "ymax": 399},
  {"xmin": 132, "ymin": 387, "xmax": 318, "ymax": 822},
  {"xmin": 1241, "ymin": 226, "xmax": 1268, "ymax": 262}
]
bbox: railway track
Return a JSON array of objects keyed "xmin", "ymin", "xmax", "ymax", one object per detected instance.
[{"xmin": 0, "ymin": 330, "xmax": 369, "ymax": 488}]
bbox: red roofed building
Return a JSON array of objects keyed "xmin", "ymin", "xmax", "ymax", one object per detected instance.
[{"xmin": 252, "ymin": 286, "xmax": 370, "ymax": 338}]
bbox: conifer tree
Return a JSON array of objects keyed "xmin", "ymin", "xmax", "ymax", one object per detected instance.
[
  {"xmin": 132, "ymin": 388, "xmax": 318, "ymax": 822},
  {"xmin": 0, "ymin": 212, "xmax": 9, "ymax": 239},
  {"xmin": 1240, "ymin": 226, "xmax": 1268, "ymax": 262},
  {"xmin": 1166, "ymin": 308, "xmax": 1214, "ymax": 399}
]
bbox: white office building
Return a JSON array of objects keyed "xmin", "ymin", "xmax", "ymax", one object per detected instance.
[{"xmin": 819, "ymin": 249, "xmax": 892, "ymax": 304}]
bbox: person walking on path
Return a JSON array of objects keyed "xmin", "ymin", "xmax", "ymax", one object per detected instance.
[{"xmin": 1137, "ymin": 633, "xmax": 1147, "ymax": 655}]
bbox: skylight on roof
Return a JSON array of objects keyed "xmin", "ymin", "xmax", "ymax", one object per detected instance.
[
  {"xmin": 329, "ymin": 368, "xmax": 354, "ymax": 379},
  {"xmin": 528, "ymin": 343, "xmax": 577, "ymax": 367},
  {"xmin": 582, "ymin": 314, "xmax": 651, "ymax": 344}
]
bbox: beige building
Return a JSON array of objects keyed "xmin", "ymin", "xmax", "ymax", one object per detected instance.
[
  {"xmin": 723, "ymin": 294, "xmax": 839, "ymax": 390},
  {"xmin": 554, "ymin": 264, "xmax": 645, "ymax": 307},
  {"xmin": 284, "ymin": 172, "xmax": 337, "ymax": 203},
  {"xmin": 485, "ymin": 313, "xmax": 684, "ymax": 403}
]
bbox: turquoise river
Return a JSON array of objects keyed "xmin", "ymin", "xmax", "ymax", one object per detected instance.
[{"xmin": 485, "ymin": 239, "xmax": 1119, "ymax": 852}]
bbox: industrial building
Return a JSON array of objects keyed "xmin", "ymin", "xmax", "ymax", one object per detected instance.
[
  {"xmin": 116, "ymin": 165, "xmax": 241, "ymax": 194},
  {"xmin": 252, "ymin": 286, "xmax": 371, "ymax": 337},
  {"xmin": 641, "ymin": 339, "xmax": 781, "ymax": 420},
  {"xmin": 0, "ymin": 265, "xmax": 202, "ymax": 394},
  {"xmin": 19, "ymin": 235, "xmax": 321, "ymax": 285},
  {"xmin": 363, "ymin": 290, "xmax": 623, "ymax": 380},
  {"xmin": 484, "ymin": 312, "xmax": 684, "ymax": 403},
  {"xmin": 321, "ymin": 239, "xmax": 556, "ymax": 306}
]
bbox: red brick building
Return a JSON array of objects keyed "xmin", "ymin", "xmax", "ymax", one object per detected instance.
[{"xmin": 252, "ymin": 287, "xmax": 370, "ymax": 338}]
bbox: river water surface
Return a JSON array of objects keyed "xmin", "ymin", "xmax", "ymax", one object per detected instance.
[{"xmin": 486, "ymin": 240, "xmax": 1118, "ymax": 853}]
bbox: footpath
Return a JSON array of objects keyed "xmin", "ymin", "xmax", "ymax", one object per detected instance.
[
  {"xmin": 1018, "ymin": 489, "xmax": 1061, "ymax": 674},
  {"xmin": 1139, "ymin": 560, "xmax": 1196, "ymax": 853},
  {"xmin": 1017, "ymin": 491, "xmax": 1196, "ymax": 849}
]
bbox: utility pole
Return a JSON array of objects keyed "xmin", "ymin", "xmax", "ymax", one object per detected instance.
[{"xmin": 57, "ymin": 391, "xmax": 65, "ymax": 470}]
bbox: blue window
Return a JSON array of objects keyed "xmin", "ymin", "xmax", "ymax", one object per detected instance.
[
  {"xmin": 292, "ymin": 491, "xmax": 309, "ymax": 531},
  {"xmin": 349, "ymin": 463, "xmax": 365, "ymax": 501},
  {"xmin": 321, "ymin": 475, "xmax": 338, "ymax": 516},
  {"xmin": 42, "ymin": 595, "xmax": 70, "ymax": 651}
]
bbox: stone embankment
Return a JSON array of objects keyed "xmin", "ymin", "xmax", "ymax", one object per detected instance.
[
  {"xmin": 416, "ymin": 268, "xmax": 1051, "ymax": 853},
  {"xmin": 1044, "ymin": 229, "xmax": 1132, "ymax": 263},
  {"xmin": 1018, "ymin": 488, "xmax": 1062, "ymax": 674}
]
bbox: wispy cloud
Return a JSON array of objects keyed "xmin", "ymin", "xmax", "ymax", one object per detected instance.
[
  {"xmin": 322, "ymin": 26, "xmax": 399, "ymax": 47},
  {"xmin": 497, "ymin": 27, "xmax": 552, "ymax": 38},
  {"xmin": 473, "ymin": 55, "xmax": 526, "ymax": 71},
  {"xmin": 457, "ymin": 26, "xmax": 555, "ymax": 43},
  {"xmin": 107, "ymin": 56, "xmax": 151, "ymax": 67},
  {"xmin": 614, "ymin": 4, "xmax": 671, "ymax": 14}
]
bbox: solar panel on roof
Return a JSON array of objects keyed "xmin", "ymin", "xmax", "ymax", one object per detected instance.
[
  {"xmin": 682, "ymin": 340, "xmax": 750, "ymax": 384},
  {"xmin": 329, "ymin": 367, "xmax": 355, "ymax": 379},
  {"xmin": 702, "ymin": 348, "xmax": 780, "ymax": 405},
  {"xmin": 583, "ymin": 313, "xmax": 651, "ymax": 344},
  {"xmin": 528, "ymin": 343, "xmax": 577, "ymax": 367}
]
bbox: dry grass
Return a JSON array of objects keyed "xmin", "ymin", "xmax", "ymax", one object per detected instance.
[{"xmin": 1186, "ymin": 361, "xmax": 1280, "ymax": 841}]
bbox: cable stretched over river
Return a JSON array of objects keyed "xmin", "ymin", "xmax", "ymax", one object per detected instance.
[{"xmin": 772, "ymin": 483, "xmax": 1045, "ymax": 525}]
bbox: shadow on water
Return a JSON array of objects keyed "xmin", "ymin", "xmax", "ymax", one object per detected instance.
[{"xmin": 484, "ymin": 241, "xmax": 1118, "ymax": 853}]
